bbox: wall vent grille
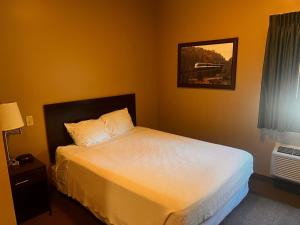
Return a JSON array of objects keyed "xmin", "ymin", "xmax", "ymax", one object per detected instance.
[
  {"xmin": 277, "ymin": 146, "xmax": 300, "ymax": 157},
  {"xmin": 271, "ymin": 144, "xmax": 300, "ymax": 184}
]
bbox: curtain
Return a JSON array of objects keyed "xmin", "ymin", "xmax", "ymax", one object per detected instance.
[{"xmin": 258, "ymin": 12, "xmax": 300, "ymax": 132}]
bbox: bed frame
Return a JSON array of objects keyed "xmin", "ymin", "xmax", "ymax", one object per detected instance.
[{"xmin": 43, "ymin": 94, "xmax": 136, "ymax": 164}]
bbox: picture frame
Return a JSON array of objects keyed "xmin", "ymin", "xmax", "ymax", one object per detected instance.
[{"xmin": 177, "ymin": 38, "xmax": 238, "ymax": 89}]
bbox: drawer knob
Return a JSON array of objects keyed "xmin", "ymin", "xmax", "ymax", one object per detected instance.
[{"xmin": 15, "ymin": 179, "xmax": 29, "ymax": 186}]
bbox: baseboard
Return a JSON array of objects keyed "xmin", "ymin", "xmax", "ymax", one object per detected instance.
[
  {"xmin": 250, "ymin": 173, "xmax": 273, "ymax": 183},
  {"xmin": 250, "ymin": 173, "xmax": 300, "ymax": 195}
]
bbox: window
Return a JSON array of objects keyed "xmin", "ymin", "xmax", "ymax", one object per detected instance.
[{"xmin": 258, "ymin": 12, "xmax": 300, "ymax": 132}]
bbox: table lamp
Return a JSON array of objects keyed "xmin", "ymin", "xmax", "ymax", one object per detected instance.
[{"xmin": 0, "ymin": 102, "xmax": 24, "ymax": 166}]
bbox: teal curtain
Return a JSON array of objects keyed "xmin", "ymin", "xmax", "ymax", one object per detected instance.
[{"xmin": 258, "ymin": 12, "xmax": 300, "ymax": 132}]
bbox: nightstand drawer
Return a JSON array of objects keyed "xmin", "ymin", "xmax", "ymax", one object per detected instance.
[
  {"xmin": 11, "ymin": 167, "xmax": 46, "ymax": 189},
  {"xmin": 9, "ymin": 158, "xmax": 51, "ymax": 223}
]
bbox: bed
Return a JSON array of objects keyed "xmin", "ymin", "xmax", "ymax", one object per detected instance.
[{"xmin": 44, "ymin": 94, "xmax": 253, "ymax": 225}]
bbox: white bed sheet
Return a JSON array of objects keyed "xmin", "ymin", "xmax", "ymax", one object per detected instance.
[{"xmin": 54, "ymin": 127, "xmax": 253, "ymax": 225}]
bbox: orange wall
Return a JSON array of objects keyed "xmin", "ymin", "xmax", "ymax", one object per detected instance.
[
  {"xmin": 1, "ymin": 0, "xmax": 300, "ymax": 176},
  {"xmin": 0, "ymin": 138, "xmax": 17, "ymax": 225},
  {"xmin": 156, "ymin": 0, "xmax": 300, "ymax": 175},
  {"xmin": 0, "ymin": 0, "xmax": 158, "ymax": 164}
]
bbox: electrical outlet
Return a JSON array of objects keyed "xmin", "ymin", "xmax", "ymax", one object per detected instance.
[{"xmin": 26, "ymin": 116, "xmax": 34, "ymax": 126}]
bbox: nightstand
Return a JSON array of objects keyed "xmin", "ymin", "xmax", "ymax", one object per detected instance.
[{"xmin": 9, "ymin": 157, "xmax": 51, "ymax": 224}]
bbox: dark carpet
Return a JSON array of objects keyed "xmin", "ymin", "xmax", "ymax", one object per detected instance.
[
  {"xmin": 221, "ymin": 193, "xmax": 300, "ymax": 225},
  {"xmin": 21, "ymin": 191, "xmax": 300, "ymax": 225}
]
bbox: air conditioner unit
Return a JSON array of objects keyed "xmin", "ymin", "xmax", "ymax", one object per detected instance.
[{"xmin": 271, "ymin": 143, "xmax": 300, "ymax": 184}]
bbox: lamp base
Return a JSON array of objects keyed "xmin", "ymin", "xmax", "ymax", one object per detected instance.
[
  {"xmin": 2, "ymin": 129, "xmax": 22, "ymax": 166},
  {"xmin": 8, "ymin": 159, "xmax": 19, "ymax": 167}
]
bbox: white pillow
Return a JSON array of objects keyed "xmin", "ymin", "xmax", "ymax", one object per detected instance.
[
  {"xmin": 64, "ymin": 119, "xmax": 111, "ymax": 147},
  {"xmin": 100, "ymin": 108, "xmax": 134, "ymax": 137}
]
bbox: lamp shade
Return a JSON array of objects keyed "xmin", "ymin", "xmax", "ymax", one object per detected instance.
[{"xmin": 0, "ymin": 102, "xmax": 24, "ymax": 131}]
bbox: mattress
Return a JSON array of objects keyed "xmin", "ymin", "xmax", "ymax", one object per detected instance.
[
  {"xmin": 54, "ymin": 127, "xmax": 253, "ymax": 225},
  {"xmin": 200, "ymin": 182, "xmax": 248, "ymax": 225}
]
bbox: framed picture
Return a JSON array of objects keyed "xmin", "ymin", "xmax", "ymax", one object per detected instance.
[{"xmin": 177, "ymin": 38, "xmax": 238, "ymax": 89}]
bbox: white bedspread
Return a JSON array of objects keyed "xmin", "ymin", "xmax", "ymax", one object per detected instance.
[{"xmin": 55, "ymin": 127, "xmax": 253, "ymax": 225}]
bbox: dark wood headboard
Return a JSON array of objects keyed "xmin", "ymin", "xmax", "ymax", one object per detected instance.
[{"xmin": 43, "ymin": 94, "xmax": 136, "ymax": 164}]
